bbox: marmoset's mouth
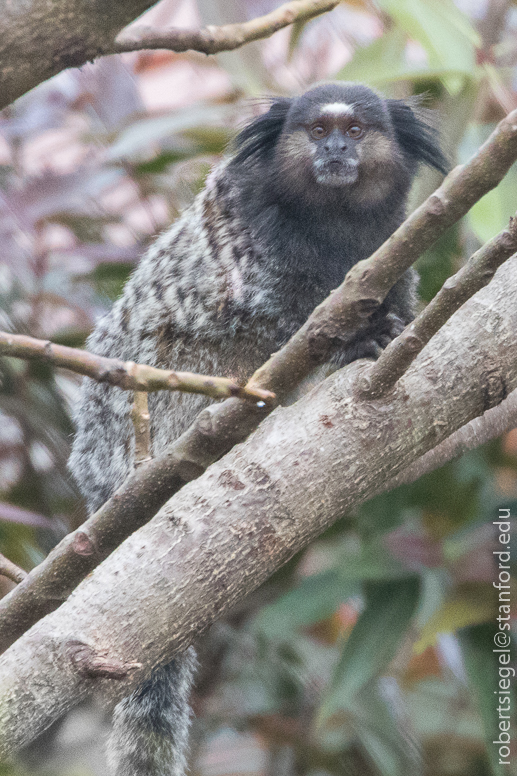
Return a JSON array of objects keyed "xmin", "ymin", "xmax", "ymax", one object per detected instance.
[{"xmin": 314, "ymin": 158, "xmax": 359, "ymax": 186}]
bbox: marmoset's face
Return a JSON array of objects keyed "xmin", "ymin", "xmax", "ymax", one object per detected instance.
[
  {"xmin": 304, "ymin": 105, "xmax": 364, "ymax": 186},
  {"xmin": 276, "ymin": 84, "xmax": 404, "ymax": 202}
]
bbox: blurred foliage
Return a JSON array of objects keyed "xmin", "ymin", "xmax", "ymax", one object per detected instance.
[{"xmin": 1, "ymin": 1, "xmax": 516, "ymax": 775}]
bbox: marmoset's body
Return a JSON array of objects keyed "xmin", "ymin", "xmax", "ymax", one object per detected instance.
[{"xmin": 69, "ymin": 82, "xmax": 447, "ymax": 776}]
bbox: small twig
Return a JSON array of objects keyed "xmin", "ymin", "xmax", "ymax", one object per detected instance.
[
  {"xmin": 0, "ymin": 553, "xmax": 27, "ymax": 585},
  {"xmin": 357, "ymin": 213, "xmax": 517, "ymax": 400},
  {"xmin": 0, "ymin": 331, "xmax": 275, "ymax": 405},
  {"xmin": 131, "ymin": 392, "xmax": 152, "ymax": 467},
  {"xmin": 67, "ymin": 641, "xmax": 142, "ymax": 679},
  {"xmin": 113, "ymin": 0, "xmax": 339, "ymax": 55}
]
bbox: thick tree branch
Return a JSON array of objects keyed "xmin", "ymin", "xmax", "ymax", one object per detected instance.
[
  {"xmin": 0, "ymin": 397, "xmax": 268, "ymax": 654},
  {"xmin": 0, "ymin": 331, "xmax": 274, "ymax": 403},
  {"xmin": 0, "ymin": 0, "xmax": 337, "ymax": 110},
  {"xmin": 2, "ymin": 111, "xmax": 517, "ymax": 653},
  {"xmin": 0, "ymin": 257, "xmax": 516, "ymax": 756},
  {"xmin": 113, "ymin": 0, "xmax": 339, "ymax": 55},
  {"xmin": 357, "ymin": 215, "xmax": 517, "ymax": 399},
  {"xmin": 0, "ymin": 0, "xmax": 156, "ymax": 110}
]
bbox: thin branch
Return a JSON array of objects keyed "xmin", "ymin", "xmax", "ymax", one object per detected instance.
[
  {"xmin": 0, "ymin": 331, "xmax": 274, "ymax": 404},
  {"xmin": 1, "ymin": 0, "xmax": 338, "ymax": 109},
  {"xmin": 1, "ymin": 256, "xmax": 516, "ymax": 754},
  {"xmin": 131, "ymin": 392, "xmax": 152, "ymax": 467},
  {"xmin": 387, "ymin": 387, "xmax": 517, "ymax": 489},
  {"xmin": 247, "ymin": 107, "xmax": 517, "ymax": 397},
  {"xmin": 113, "ymin": 0, "xmax": 339, "ymax": 55},
  {"xmin": 357, "ymin": 214, "xmax": 517, "ymax": 400},
  {"xmin": 2, "ymin": 109, "xmax": 517, "ymax": 653},
  {"xmin": 0, "ymin": 554, "xmax": 27, "ymax": 585}
]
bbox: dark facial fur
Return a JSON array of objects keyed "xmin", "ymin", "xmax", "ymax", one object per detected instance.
[
  {"xmin": 233, "ymin": 82, "xmax": 447, "ymax": 210},
  {"xmin": 70, "ymin": 81, "xmax": 447, "ymax": 776}
]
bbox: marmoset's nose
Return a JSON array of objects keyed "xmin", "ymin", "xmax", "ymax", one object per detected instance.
[{"xmin": 324, "ymin": 130, "xmax": 347, "ymax": 153}]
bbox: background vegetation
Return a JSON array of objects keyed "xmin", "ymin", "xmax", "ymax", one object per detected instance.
[{"xmin": 0, "ymin": 0, "xmax": 516, "ymax": 774}]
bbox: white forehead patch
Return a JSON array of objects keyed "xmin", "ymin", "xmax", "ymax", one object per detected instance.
[{"xmin": 320, "ymin": 102, "xmax": 354, "ymax": 116}]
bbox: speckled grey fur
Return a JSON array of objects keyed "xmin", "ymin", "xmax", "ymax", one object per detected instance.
[
  {"xmin": 107, "ymin": 650, "xmax": 197, "ymax": 776},
  {"xmin": 69, "ymin": 82, "xmax": 446, "ymax": 776}
]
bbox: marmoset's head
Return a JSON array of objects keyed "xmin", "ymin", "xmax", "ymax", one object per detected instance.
[{"xmin": 232, "ymin": 82, "xmax": 448, "ymax": 208}]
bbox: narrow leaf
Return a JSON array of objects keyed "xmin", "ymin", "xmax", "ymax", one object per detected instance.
[
  {"xmin": 254, "ymin": 570, "xmax": 358, "ymax": 640},
  {"xmin": 320, "ymin": 577, "xmax": 421, "ymax": 720}
]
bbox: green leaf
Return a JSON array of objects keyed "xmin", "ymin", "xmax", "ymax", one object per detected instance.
[
  {"xmin": 182, "ymin": 126, "xmax": 231, "ymax": 155},
  {"xmin": 288, "ymin": 18, "xmax": 309, "ymax": 60},
  {"xmin": 107, "ymin": 105, "xmax": 231, "ymax": 161},
  {"xmin": 349, "ymin": 682, "xmax": 416, "ymax": 776},
  {"xmin": 338, "ymin": 538, "xmax": 410, "ymax": 581},
  {"xmin": 377, "ymin": 0, "xmax": 478, "ymax": 90},
  {"xmin": 319, "ymin": 577, "xmax": 421, "ymax": 720},
  {"xmin": 358, "ymin": 728, "xmax": 403, "ymax": 776},
  {"xmin": 336, "ymin": 28, "xmax": 407, "ymax": 86},
  {"xmin": 468, "ymin": 164, "xmax": 517, "ymax": 243},
  {"xmin": 415, "ymin": 585, "xmax": 495, "ymax": 653},
  {"xmin": 336, "ymin": 28, "xmax": 477, "ymax": 91},
  {"xmin": 462, "ymin": 120, "xmax": 517, "ymax": 243},
  {"xmin": 253, "ymin": 570, "xmax": 358, "ymax": 640},
  {"xmin": 134, "ymin": 150, "xmax": 192, "ymax": 175},
  {"xmin": 417, "ymin": 225, "xmax": 459, "ymax": 302},
  {"xmin": 89, "ymin": 262, "xmax": 134, "ymax": 301},
  {"xmin": 254, "ymin": 538, "xmax": 411, "ymax": 641},
  {"xmin": 459, "ymin": 624, "xmax": 515, "ymax": 776},
  {"xmin": 49, "ymin": 213, "xmax": 119, "ymax": 243}
]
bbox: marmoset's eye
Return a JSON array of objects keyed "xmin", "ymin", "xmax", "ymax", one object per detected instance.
[
  {"xmin": 347, "ymin": 125, "xmax": 364, "ymax": 138},
  {"xmin": 310, "ymin": 125, "xmax": 328, "ymax": 139}
]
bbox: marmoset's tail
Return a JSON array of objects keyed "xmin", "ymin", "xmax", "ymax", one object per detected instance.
[{"xmin": 107, "ymin": 648, "xmax": 197, "ymax": 776}]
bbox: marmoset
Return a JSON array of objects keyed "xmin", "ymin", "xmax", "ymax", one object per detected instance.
[{"xmin": 69, "ymin": 81, "xmax": 447, "ymax": 776}]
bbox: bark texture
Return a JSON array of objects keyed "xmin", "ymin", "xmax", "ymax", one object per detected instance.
[
  {"xmin": 0, "ymin": 0, "xmax": 155, "ymax": 109},
  {"xmin": 0, "ymin": 257, "xmax": 516, "ymax": 757},
  {"xmin": 389, "ymin": 386, "xmax": 517, "ymax": 487}
]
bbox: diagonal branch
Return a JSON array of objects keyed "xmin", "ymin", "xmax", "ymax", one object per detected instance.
[
  {"xmin": 0, "ymin": 331, "xmax": 274, "ymax": 403},
  {"xmin": 356, "ymin": 214, "xmax": 517, "ymax": 400},
  {"xmin": 1, "ymin": 256, "xmax": 516, "ymax": 756},
  {"xmin": 113, "ymin": 0, "xmax": 339, "ymax": 55},
  {"xmin": 1, "ymin": 108, "xmax": 517, "ymax": 654},
  {"xmin": 0, "ymin": 553, "xmax": 26, "ymax": 585},
  {"xmin": 387, "ymin": 386, "xmax": 517, "ymax": 489}
]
